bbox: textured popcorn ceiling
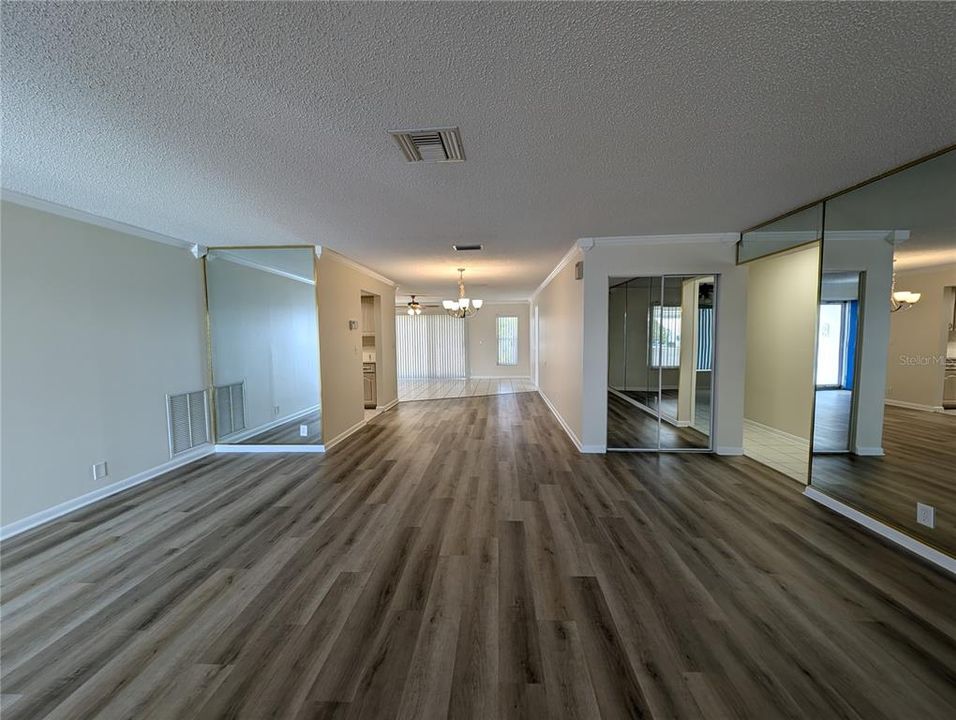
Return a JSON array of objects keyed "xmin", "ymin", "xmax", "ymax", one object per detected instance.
[{"xmin": 2, "ymin": 2, "xmax": 955, "ymax": 299}]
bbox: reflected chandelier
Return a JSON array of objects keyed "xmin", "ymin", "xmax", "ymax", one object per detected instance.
[
  {"xmin": 890, "ymin": 261, "xmax": 921, "ymax": 312},
  {"xmin": 443, "ymin": 268, "xmax": 483, "ymax": 318}
]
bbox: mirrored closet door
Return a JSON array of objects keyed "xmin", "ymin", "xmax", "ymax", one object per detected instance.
[{"xmin": 607, "ymin": 274, "xmax": 716, "ymax": 451}]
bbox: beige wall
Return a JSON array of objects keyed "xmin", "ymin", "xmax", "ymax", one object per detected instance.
[
  {"xmin": 744, "ymin": 244, "xmax": 820, "ymax": 440},
  {"xmin": 1, "ymin": 200, "xmax": 207, "ymax": 527},
  {"xmin": 533, "ymin": 250, "xmax": 584, "ymax": 445},
  {"xmin": 315, "ymin": 251, "xmax": 397, "ymax": 445},
  {"xmin": 467, "ymin": 302, "xmax": 531, "ymax": 378},
  {"xmin": 886, "ymin": 263, "xmax": 956, "ymax": 409}
]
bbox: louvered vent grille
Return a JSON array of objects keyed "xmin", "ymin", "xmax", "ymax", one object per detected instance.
[
  {"xmin": 214, "ymin": 382, "xmax": 246, "ymax": 439},
  {"xmin": 390, "ymin": 127, "xmax": 464, "ymax": 163},
  {"xmin": 167, "ymin": 389, "xmax": 209, "ymax": 456}
]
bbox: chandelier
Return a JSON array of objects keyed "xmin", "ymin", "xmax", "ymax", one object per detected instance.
[
  {"xmin": 442, "ymin": 268, "xmax": 483, "ymax": 318},
  {"xmin": 890, "ymin": 261, "xmax": 921, "ymax": 312}
]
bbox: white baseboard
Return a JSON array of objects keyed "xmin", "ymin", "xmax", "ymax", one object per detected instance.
[
  {"xmin": 218, "ymin": 404, "xmax": 319, "ymax": 444},
  {"xmin": 716, "ymin": 446, "xmax": 745, "ymax": 456},
  {"xmin": 0, "ymin": 444, "xmax": 215, "ymax": 541},
  {"xmin": 214, "ymin": 444, "xmax": 325, "ymax": 453},
  {"xmin": 323, "ymin": 417, "xmax": 369, "ymax": 450},
  {"xmin": 376, "ymin": 398, "xmax": 399, "ymax": 412},
  {"xmin": 467, "ymin": 375, "xmax": 532, "ymax": 380},
  {"xmin": 537, "ymin": 389, "xmax": 589, "ymax": 452},
  {"xmin": 580, "ymin": 444, "xmax": 606, "ymax": 453},
  {"xmin": 804, "ymin": 487, "xmax": 955, "ymax": 576},
  {"xmin": 744, "ymin": 418, "xmax": 810, "ymax": 447},
  {"xmin": 885, "ymin": 399, "xmax": 945, "ymax": 413},
  {"xmin": 852, "ymin": 446, "xmax": 885, "ymax": 457}
]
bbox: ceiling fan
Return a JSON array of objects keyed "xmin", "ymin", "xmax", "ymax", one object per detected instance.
[{"xmin": 404, "ymin": 294, "xmax": 441, "ymax": 315}]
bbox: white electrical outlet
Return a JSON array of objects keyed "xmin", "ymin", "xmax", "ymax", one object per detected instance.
[
  {"xmin": 91, "ymin": 461, "xmax": 108, "ymax": 481},
  {"xmin": 299, "ymin": 424, "xmax": 309, "ymax": 437},
  {"xmin": 917, "ymin": 502, "xmax": 935, "ymax": 529}
]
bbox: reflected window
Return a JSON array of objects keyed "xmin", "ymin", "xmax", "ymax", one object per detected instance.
[{"xmin": 649, "ymin": 305, "xmax": 682, "ymax": 368}]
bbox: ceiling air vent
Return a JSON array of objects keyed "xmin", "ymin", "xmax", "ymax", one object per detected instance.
[
  {"xmin": 390, "ymin": 127, "xmax": 465, "ymax": 163},
  {"xmin": 453, "ymin": 244, "xmax": 483, "ymax": 252}
]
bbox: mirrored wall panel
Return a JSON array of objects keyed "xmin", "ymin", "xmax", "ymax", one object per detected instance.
[
  {"xmin": 205, "ymin": 248, "xmax": 321, "ymax": 445},
  {"xmin": 811, "ymin": 149, "xmax": 956, "ymax": 555},
  {"xmin": 607, "ymin": 275, "xmax": 715, "ymax": 451},
  {"xmin": 740, "ymin": 205, "xmax": 822, "ymax": 483},
  {"xmin": 738, "ymin": 203, "xmax": 823, "ymax": 264}
]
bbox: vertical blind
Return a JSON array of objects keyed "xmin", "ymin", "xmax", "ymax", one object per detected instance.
[
  {"xmin": 697, "ymin": 307, "xmax": 714, "ymax": 371},
  {"xmin": 395, "ymin": 312, "xmax": 467, "ymax": 378},
  {"xmin": 496, "ymin": 316, "xmax": 518, "ymax": 366},
  {"xmin": 649, "ymin": 305, "xmax": 714, "ymax": 370}
]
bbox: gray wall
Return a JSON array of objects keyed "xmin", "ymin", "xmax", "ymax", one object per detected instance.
[{"xmin": 1, "ymin": 200, "xmax": 207, "ymax": 526}]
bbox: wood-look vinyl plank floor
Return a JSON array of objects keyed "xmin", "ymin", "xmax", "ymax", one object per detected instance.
[
  {"xmin": 2, "ymin": 393, "xmax": 955, "ymax": 719},
  {"xmin": 607, "ymin": 392, "xmax": 710, "ymax": 449},
  {"xmin": 811, "ymin": 404, "xmax": 956, "ymax": 557}
]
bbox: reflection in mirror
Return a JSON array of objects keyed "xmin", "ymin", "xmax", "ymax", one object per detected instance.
[
  {"xmin": 811, "ymin": 149, "xmax": 956, "ymax": 555},
  {"xmin": 607, "ymin": 275, "xmax": 715, "ymax": 450},
  {"xmin": 738, "ymin": 203, "xmax": 823, "ymax": 263},
  {"xmin": 813, "ymin": 272, "xmax": 861, "ymax": 452},
  {"xmin": 741, "ymin": 205, "xmax": 822, "ymax": 483},
  {"xmin": 206, "ymin": 248, "xmax": 321, "ymax": 445},
  {"xmin": 659, "ymin": 275, "xmax": 713, "ymax": 449}
]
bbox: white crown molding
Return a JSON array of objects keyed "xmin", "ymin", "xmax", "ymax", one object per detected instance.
[
  {"xmin": 1, "ymin": 188, "xmax": 196, "ymax": 252},
  {"xmin": 587, "ymin": 232, "xmax": 739, "ymax": 247},
  {"xmin": 316, "ymin": 246, "xmax": 397, "ymax": 287},
  {"xmin": 209, "ymin": 250, "xmax": 315, "ymax": 286},
  {"xmin": 530, "ymin": 241, "xmax": 583, "ymax": 302}
]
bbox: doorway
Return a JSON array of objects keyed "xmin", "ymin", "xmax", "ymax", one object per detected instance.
[
  {"xmin": 812, "ymin": 272, "xmax": 861, "ymax": 453},
  {"xmin": 361, "ymin": 292, "xmax": 381, "ymax": 420},
  {"xmin": 606, "ymin": 274, "xmax": 716, "ymax": 451}
]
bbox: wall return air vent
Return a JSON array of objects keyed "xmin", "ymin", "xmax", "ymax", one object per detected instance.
[{"xmin": 390, "ymin": 127, "xmax": 465, "ymax": 163}]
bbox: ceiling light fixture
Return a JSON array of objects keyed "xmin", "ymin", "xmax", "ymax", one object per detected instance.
[
  {"xmin": 406, "ymin": 295, "xmax": 423, "ymax": 315},
  {"xmin": 442, "ymin": 268, "xmax": 483, "ymax": 318},
  {"xmin": 890, "ymin": 260, "xmax": 921, "ymax": 312}
]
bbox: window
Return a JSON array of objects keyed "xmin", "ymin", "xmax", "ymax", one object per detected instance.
[
  {"xmin": 496, "ymin": 315, "xmax": 518, "ymax": 366},
  {"xmin": 649, "ymin": 305, "xmax": 681, "ymax": 368}
]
